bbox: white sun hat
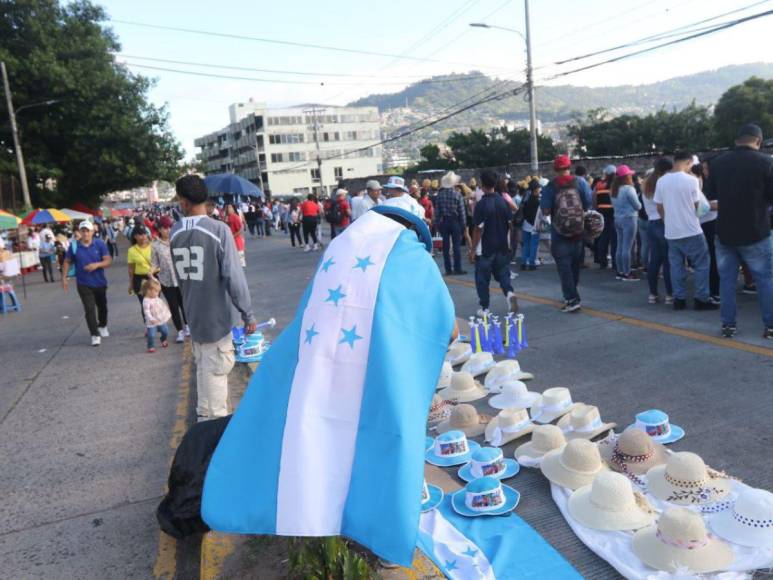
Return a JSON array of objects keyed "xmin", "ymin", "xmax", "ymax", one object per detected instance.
[
  {"xmin": 529, "ymin": 387, "xmax": 580, "ymax": 424},
  {"xmin": 569, "ymin": 471, "xmax": 657, "ymax": 531},
  {"xmin": 436, "ymin": 403, "xmax": 491, "ymax": 437},
  {"xmin": 436, "ymin": 361, "xmax": 453, "ymax": 390},
  {"xmin": 646, "ymin": 451, "xmax": 732, "ymax": 506},
  {"xmin": 488, "ymin": 381, "xmax": 540, "ymax": 410},
  {"xmin": 633, "ymin": 507, "xmax": 735, "ymax": 573},
  {"xmin": 711, "ymin": 488, "xmax": 773, "ymax": 549},
  {"xmin": 438, "ymin": 371, "xmax": 487, "ymax": 403},
  {"xmin": 484, "ymin": 360, "xmax": 534, "ymax": 392},
  {"xmin": 514, "ymin": 424, "xmax": 566, "ymax": 466},
  {"xmin": 484, "ymin": 408, "xmax": 535, "ymax": 446},
  {"xmin": 557, "ymin": 404, "xmax": 616, "ymax": 441},
  {"xmin": 446, "ymin": 342, "xmax": 472, "ymax": 366},
  {"xmin": 540, "ymin": 439, "xmax": 608, "ymax": 490},
  {"xmin": 460, "ymin": 351, "xmax": 495, "ymax": 377}
]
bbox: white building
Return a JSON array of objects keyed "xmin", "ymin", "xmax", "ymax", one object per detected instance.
[{"xmin": 194, "ymin": 100, "xmax": 383, "ymax": 196}]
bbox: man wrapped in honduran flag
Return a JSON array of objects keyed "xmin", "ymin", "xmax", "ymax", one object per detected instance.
[{"xmin": 201, "ymin": 204, "xmax": 455, "ymax": 566}]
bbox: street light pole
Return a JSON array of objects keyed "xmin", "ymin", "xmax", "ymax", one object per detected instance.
[
  {"xmin": 524, "ymin": 0, "xmax": 539, "ymax": 174},
  {"xmin": 1, "ymin": 61, "xmax": 32, "ymax": 209}
]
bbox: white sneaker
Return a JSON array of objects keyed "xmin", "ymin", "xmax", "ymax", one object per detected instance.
[
  {"xmin": 313, "ymin": 243, "xmax": 321, "ymax": 251},
  {"xmin": 184, "ymin": 325, "xmax": 191, "ymax": 337},
  {"xmin": 98, "ymin": 326, "xmax": 109, "ymax": 338},
  {"xmin": 507, "ymin": 291, "xmax": 519, "ymax": 313},
  {"xmin": 91, "ymin": 335, "xmax": 101, "ymax": 347},
  {"xmin": 476, "ymin": 308, "xmax": 491, "ymax": 318},
  {"xmin": 176, "ymin": 330, "xmax": 185, "ymax": 343},
  {"xmin": 304, "ymin": 244, "xmax": 312, "ymax": 252}
]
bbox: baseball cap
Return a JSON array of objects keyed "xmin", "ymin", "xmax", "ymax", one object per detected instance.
[
  {"xmin": 553, "ymin": 154, "xmax": 571, "ymax": 171},
  {"xmin": 78, "ymin": 220, "xmax": 94, "ymax": 231},
  {"xmin": 365, "ymin": 179, "xmax": 382, "ymax": 190},
  {"xmin": 737, "ymin": 123, "xmax": 763, "ymax": 140},
  {"xmin": 603, "ymin": 164, "xmax": 617, "ymax": 175},
  {"xmin": 335, "ymin": 188, "xmax": 348, "ymax": 197}
]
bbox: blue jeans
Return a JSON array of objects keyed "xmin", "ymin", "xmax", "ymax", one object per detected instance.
[
  {"xmin": 475, "ymin": 252, "xmax": 513, "ymax": 309},
  {"xmin": 521, "ymin": 230, "xmax": 540, "ymax": 265},
  {"xmin": 438, "ymin": 218, "xmax": 463, "ymax": 274},
  {"xmin": 646, "ymin": 220, "xmax": 672, "ymax": 296},
  {"xmin": 716, "ymin": 237, "xmax": 773, "ymax": 327},
  {"xmin": 637, "ymin": 217, "xmax": 649, "ymax": 267},
  {"xmin": 668, "ymin": 234, "xmax": 710, "ymax": 301},
  {"xmin": 614, "ymin": 215, "xmax": 637, "ymax": 275},
  {"xmin": 147, "ymin": 323, "xmax": 169, "ymax": 349},
  {"xmin": 551, "ymin": 235, "xmax": 584, "ymax": 302}
]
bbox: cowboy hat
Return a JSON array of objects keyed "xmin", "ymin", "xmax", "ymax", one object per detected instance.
[
  {"xmin": 421, "ymin": 480, "xmax": 444, "ymax": 512},
  {"xmin": 488, "ymin": 381, "xmax": 540, "ymax": 410},
  {"xmin": 460, "ymin": 352, "xmax": 495, "ymax": 377},
  {"xmin": 529, "ymin": 387, "xmax": 580, "ymax": 424},
  {"xmin": 710, "ymin": 488, "xmax": 773, "ymax": 549},
  {"xmin": 436, "ymin": 403, "xmax": 491, "ymax": 437},
  {"xmin": 440, "ymin": 171, "xmax": 461, "ymax": 189},
  {"xmin": 484, "ymin": 360, "xmax": 534, "ymax": 393},
  {"xmin": 541, "ymin": 439, "xmax": 608, "ymax": 490},
  {"xmin": 451, "ymin": 476, "xmax": 520, "ymax": 517},
  {"xmin": 426, "ymin": 430, "xmax": 481, "ymax": 467},
  {"xmin": 626, "ymin": 409, "xmax": 684, "ymax": 444},
  {"xmin": 445, "ymin": 342, "xmax": 472, "ymax": 366},
  {"xmin": 484, "ymin": 408, "xmax": 535, "ymax": 447},
  {"xmin": 557, "ymin": 404, "xmax": 616, "ymax": 441},
  {"xmin": 646, "ymin": 452, "xmax": 731, "ymax": 506},
  {"xmin": 598, "ymin": 429, "xmax": 668, "ymax": 478},
  {"xmin": 427, "ymin": 394, "xmax": 453, "ymax": 425},
  {"xmin": 436, "ymin": 361, "xmax": 453, "ymax": 390},
  {"xmin": 514, "ymin": 424, "xmax": 567, "ymax": 466},
  {"xmin": 438, "ymin": 371, "xmax": 487, "ymax": 403},
  {"xmin": 569, "ymin": 471, "xmax": 657, "ymax": 532},
  {"xmin": 458, "ymin": 446, "xmax": 519, "ymax": 483}
]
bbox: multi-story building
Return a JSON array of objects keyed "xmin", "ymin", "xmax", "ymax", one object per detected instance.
[{"xmin": 194, "ymin": 100, "xmax": 383, "ymax": 196}]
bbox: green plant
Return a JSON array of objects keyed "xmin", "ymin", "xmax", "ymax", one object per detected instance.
[{"xmin": 287, "ymin": 536, "xmax": 374, "ymax": 579}]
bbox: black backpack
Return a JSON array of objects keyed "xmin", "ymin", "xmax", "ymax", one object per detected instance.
[{"xmin": 324, "ymin": 199, "xmax": 343, "ymax": 225}]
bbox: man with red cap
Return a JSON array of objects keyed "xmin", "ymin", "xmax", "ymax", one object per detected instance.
[{"xmin": 540, "ymin": 154, "xmax": 593, "ymax": 312}]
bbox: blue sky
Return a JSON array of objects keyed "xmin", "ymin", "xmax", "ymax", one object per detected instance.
[{"xmin": 98, "ymin": 0, "xmax": 772, "ymax": 156}]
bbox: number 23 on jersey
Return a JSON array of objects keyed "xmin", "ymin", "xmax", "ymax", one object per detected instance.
[{"xmin": 173, "ymin": 246, "xmax": 204, "ymax": 281}]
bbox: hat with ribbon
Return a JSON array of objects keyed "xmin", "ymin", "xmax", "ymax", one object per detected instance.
[
  {"xmin": 541, "ymin": 439, "xmax": 608, "ymax": 490},
  {"xmin": 438, "ymin": 371, "xmax": 487, "ymax": 403},
  {"xmin": 460, "ymin": 351, "xmax": 495, "ymax": 377},
  {"xmin": 445, "ymin": 342, "xmax": 472, "ymax": 366},
  {"xmin": 626, "ymin": 409, "xmax": 684, "ymax": 444},
  {"xmin": 436, "ymin": 403, "xmax": 491, "ymax": 437},
  {"xmin": 427, "ymin": 394, "xmax": 453, "ymax": 425},
  {"xmin": 451, "ymin": 476, "xmax": 520, "ymax": 517},
  {"xmin": 436, "ymin": 361, "xmax": 453, "ymax": 390},
  {"xmin": 598, "ymin": 430, "xmax": 668, "ymax": 483},
  {"xmin": 529, "ymin": 387, "xmax": 580, "ymax": 424},
  {"xmin": 514, "ymin": 424, "xmax": 567, "ymax": 466},
  {"xmin": 569, "ymin": 471, "xmax": 657, "ymax": 531},
  {"xmin": 426, "ymin": 430, "xmax": 481, "ymax": 467},
  {"xmin": 710, "ymin": 488, "xmax": 773, "ymax": 549},
  {"xmin": 485, "ymin": 408, "xmax": 535, "ymax": 446},
  {"xmin": 458, "ymin": 446, "xmax": 519, "ymax": 482},
  {"xmin": 421, "ymin": 479, "xmax": 444, "ymax": 512},
  {"xmin": 633, "ymin": 507, "xmax": 735, "ymax": 573},
  {"xmin": 646, "ymin": 452, "xmax": 732, "ymax": 506},
  {"xmin": 484, "ymin": 360, "xmax": 534, "ymax": 393},
  {"xmin": 488, "ymin": 381, "xmax": 540, "ymax": 410},
  {"xmin": 557, "ymin": 404, "xmax": 616, "ymax": 441}
]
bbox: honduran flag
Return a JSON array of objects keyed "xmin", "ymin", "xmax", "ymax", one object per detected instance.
[{"xmin": 201, "ymin": 209, "xmax": 455, "ymax": 566}]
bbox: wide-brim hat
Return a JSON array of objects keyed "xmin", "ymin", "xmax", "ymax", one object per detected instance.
[
  {"xmin": 459, "ymin": 457, "xmax": 519, "ymax": 483},
  {"xmin": 540, "ymin": 439, "xmax": 608, "ymax": 490},
  {"xmin": 568, "ymin": 472, "xmax": 657, "ymax": 531},
  {"xmin": 514, "ymin": 424, "xmax": 567, "ymax": 466},
  {"xmin": 460, "ymin": 352, "xmax": 495, "ymax": 377},
  {"xmin": 633, "ymin": 508, "xmax": 735, "ymax": 573},
  {"xmin": 426, "ymin": 432, "xmax": 481, "ymax": 467},
  {"xmin": 440, "ymin": 171, "xmax": 461, "ymax": 189},
  {"xmin": 427, "ymin": 394, "xmax": 453, "ymax": 425},
  {"xmin": 438, "ymin": 372, "xmax": 487, "ymax": 403},
  {"xmin": 646, "ymin": 452, "xmax": 731, "ymax": 506},
  {"xmin": 710, "ymin": 488, "xmax": 773, "ymax": 549},
  {"xmin": 557, "ymin": 404, "xmax": 616, "ymax": 441},
  {"xmin": 489, "ymin": 381, "xmax": 540, "ymax": 410},
  {"xmin": 436, "ymin": 403, "xmax": 491, "ymax": 437},
  {"xmin": 445, "ymin": 342, "xmax": 472, "ymax": 366},
  {"xmin": 484, "ymin": 408, "xmax": 535, "ymax": 446},
  {"xmin": 436, "ymin": 361, "xmax": 453, "ymax": 390},
  {"xmin": 484, "ymin": 360, "xmax": 534, "ymax": 393},
  {"xmin": 598, "ymin": 430, "xmax": 668, "ymax": 476},
  {"xmin": 529, "ymin": 387, "xmax": 580, "ymax": 424},
  {"xmin": 626, "ymin": 409, "xmax": 684, "ymax": 444},
  {"xmin": 451, "ymin": 482, "xmax": 520, "ymax": 517},
  {"xmin": 421, "ymin": 483, "xmax": 444, "ymax": 512},
  {"xmin": 425, "ymin": 436, "xmax": 434, "ymax": 452}
]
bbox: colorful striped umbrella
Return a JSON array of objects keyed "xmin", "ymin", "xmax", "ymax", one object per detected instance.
[
  {"xmin": 0, "ymin": 210, "xmax": 21, "ymax": 230},
  {"xmin": 21, "ymin": 208, "xmax": 71, "ymax": 225}
]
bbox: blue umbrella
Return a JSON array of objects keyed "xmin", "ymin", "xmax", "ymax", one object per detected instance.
[{"xmin": 204, "ymin": 174, "xmax": 264, "ymax": 199}]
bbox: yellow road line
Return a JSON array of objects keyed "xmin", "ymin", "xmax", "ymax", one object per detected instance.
[
  {"xmin": 200, "ymin": 532, "xmax": 237, "ymax": 580},
  {"xmin": 446, "ymin": 277, "xmax": 773, "ymax": 359},
  {"xmin": 153, "ymin": 341, "xmax": 193, "ymax": 579}
]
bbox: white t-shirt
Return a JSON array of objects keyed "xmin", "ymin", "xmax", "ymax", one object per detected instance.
[
  {"xmin": 641, "ymin": 194, "xmax": 660, "ymax": 221},
  {"xmin": 653, "ymin": 172, "xmax": 702, "ymax": 240},
  {"xmin": 351, "ymin": 194, "xmax": 381, "ymax": 221},
  {"xmin": 383, "ymin": 194, "xmax": 425, "ymax": 220}
]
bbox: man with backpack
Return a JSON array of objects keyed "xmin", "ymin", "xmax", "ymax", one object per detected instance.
[
  {"xmin": 324, "ymin": 189, "xmax": 351, "ymax": 239},
  {"xmin": 540, "ymin": 154, "xmax": 593, "ymax": 312}
]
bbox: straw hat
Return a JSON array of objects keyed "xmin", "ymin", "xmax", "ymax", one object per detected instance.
[
  {"xmin": 557, "ymin": 404, "xmax": 616, "ymax": 441},
  {"xmin": 440, "ymin": 171, "xmax": 461, "ymax": 189},
  {"xmin": 460, "ymin": 351, "xmax": 495, "ymax": 377},
  {"xmin": 626, "ymin": 409, "xmax": 684, "ymax": 444},
  {"xmin": 484, "ymin": 408, "xmax": 535, "ymax": 446},
  {"xmin": 427, "ymin": 394, "xmax": 453, "ymax": 425},
  {"xmin": 451, "ymin": 476, "xmax": 520, "ymax": 517},
  {"xmin": 438, "ymin": 371, "xmax": 487, "ymax": 403},
  {"xmin": 484, "ymin": 360, "xmax": 534, "ymax": 393},
  {"xmin": 647, "ymin": 452, "xmax": 731, "ymax": 506},
  {"xmin": 436, "ymin": 403, "xmax": 491, "ymax": 437},
  {"xmin": 541, "ymin": 439, "xmax": 608, "ymax": 490},
  {"xmin": 514, "ymin": 424, "xmax": 566, "ymax": 465},
  {"xmin": 445, "ymin": 342, "xmax": 472, "ymax": 366},
  {"xmin": 569, "ymin": 472, "xmax": 657, "ymax": 531},
  {"xmin": 598, "ymin": 430, "xmax": 668, "ymax": 478},
  {"xmin": 633, "ymin": 508, "xmax": 734, "ymax": 573},
  {"xmin": 529, "ymin": 387, "xmax": 580, "ymax": 424},
  {"xmin": 458, "ymin": 446, "xmax": 519, "ymax": 482},
  {"xmin": 488, "ymin": 381, "xmax": 540, "ymax": 410},
  {"xmin": 436, "ymin": 361, "xmax": 453, "ymax": 390},
  {"xmin": 426, "ymin": 430, "xmax": 481, "ymax": 467},
  {"xmin": 711, "ymin": 488, "xmax": 773, "ymax": 549},
  {"xmin": 421, "ymin": 480, "xmax": 444, "ymax": 512}
]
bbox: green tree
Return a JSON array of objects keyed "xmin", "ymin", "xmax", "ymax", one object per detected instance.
[
  {"xmin": 446, "ymin": 127, "xmax": 557, "ymax": 168},
  {"xmin": 0, "ymin": 0, "xmax": 183, "ymax": 207},
  {"xmin": 713, "ymin": 76, "xmax": 773, "ymax": 146},
  {"xmin": 409, "ymin": 143, "xmax": 456, "ymax": 172}
]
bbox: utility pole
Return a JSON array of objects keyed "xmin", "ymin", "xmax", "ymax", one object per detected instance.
[
  {"xmin": 524, "ymin": 0, "xmax": 539, "ymax": 174},
  {"xmin": 252, "ymin": 139, "xmax": 265, "ymax": 194},
  {"xmin": 1, "ymin": 61, "xmax": 32, "ymax": 209},
  {"xmin": 304, "ymin": 106, "xmax": 325, "ymax": 196}
]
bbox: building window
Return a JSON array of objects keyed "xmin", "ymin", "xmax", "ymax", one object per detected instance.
[
  {"xmin": 288, "ymin": 152, "xmax": 305, "ymax": 162},
  {"xmin": 334, "ymin": 167, "xmax": 343, "ymax": 179},
  {"xmin": 310, "ymin": 168, "xmax": 320, "ymax": 181},
  {"xmin": 345, "ymin": 131, "xmax": 357, "ymax": 141},
  {"xmin": 271, "ymin": 153, "xmax": 284, "ymax": 163}
]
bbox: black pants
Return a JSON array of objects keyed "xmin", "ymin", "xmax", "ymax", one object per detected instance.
[
  {"xmin": 302, "ymin": 217, "xmax": 318, "ymax": 245},
  {"xmin": 594, "ymin": 209, "xmax": 617, "ymax": 269},
  {"xmin": 132, "ymin": 274, "xmax": 146, "ymax": 321},
  {"xmin": 438, "ymin": 218, "xmax": 462, "ymax": 274},
  {"xmin": 41, "ymin": 257, "xmax": 55, "ymax": 282},
  {"xmin": 701, "ymin": 220, "xmax": 720, "ymax": 297},
  {"xmin": 77, "ymin": 284, "xmax": 108, "ymax": 336},
  {"xmin": 289, "ymin": 223, "xmax": 303, "ymax": 247},
  {"xmin": 107, "ymin": 240, "xmax": 118, "ymax": 258},
  {"xmin": 162, "ymin": 285, "xmax": 187, "ymax": 332}
]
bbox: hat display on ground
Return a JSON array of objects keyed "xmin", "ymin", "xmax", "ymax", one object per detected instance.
[
  {"xmin": 451, "ymin": 476, "xmax": 520, "ymax": 517},
  {"xmin": 427, "ymin": 394, "xmax": 453, "ymax": 426},
  {"xmin": 421, "ymin": 480, "xmax": 444, "ymax": 513},
  {"xmin": 633, "ymin": 507, "xmax": 735, "ymax": 573},
  {"xmin": 529, "ymin": 387, "xmax": 580, "ymax": 424},
  {"xmin": 460, "ymin": 351, "xmax": 496, "ymax": 377},
  {"xmin": 488, "ymin": 381, "xmax": 540, "ymax": 410},
  {"xmin": 568, "ymin": 471, "xmax": 657, "ymax": 532},
  {"xmin": 437, "ymin": 371, "xmax": 487, "ymax": 403},
  {"xmin": 458, "ymin": 446, "xmax": 520, "ymax": 482},
  {"xmin": 598, "ymin": 430, "xmax": 668, "ymax": 481},
  {"xmin": 436, "ymin": 403, "xmax": 491, "ymax": 437},
  {"xmin": 436, "ymin": 361, "xmax": 453, "ymax": 390},
  {"xmin": 445, "ymin": 342, "xmax": 472, "ymax": 366},
  {"xmin": 557, "ymin": 404, "xmax": 616, "ymax": 441},
  {"xmin": 484, "ymin": 360, "xmax": 534, "ymax": 393},
  {"xmin": 515, "ymin": 424, "xmax": 567, "ymax": 465},
  {"xmin": 646, "ymin": 452, "xmax": 731, "ymax": 506},
  {"xmin": 626, "ymin": 409, "xmax": 684, "ymax": 444},
  {"xmin": 541, "ymin": 439, "xmax": 608, "ymax": 490},
  {"xmin": 426, "ymin": 430, "xmax": 481, "ymax": 467},
  {"xmin": 485, "ymin": 408, "xmax": 535, "ymax": 446},
  {"xmin": 710, "ymin": 488, "xmax": 773, "ymax": 549}
]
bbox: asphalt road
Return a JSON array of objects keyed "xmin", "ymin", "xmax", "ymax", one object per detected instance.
[{"xmin": 1, "ymin": 228, "xmax": 770, "ymax": 579}]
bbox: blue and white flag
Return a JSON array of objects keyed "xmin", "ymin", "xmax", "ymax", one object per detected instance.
[{"xmin": 201, "ymin": 210, "xmax": 455, "ymax": 566}]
